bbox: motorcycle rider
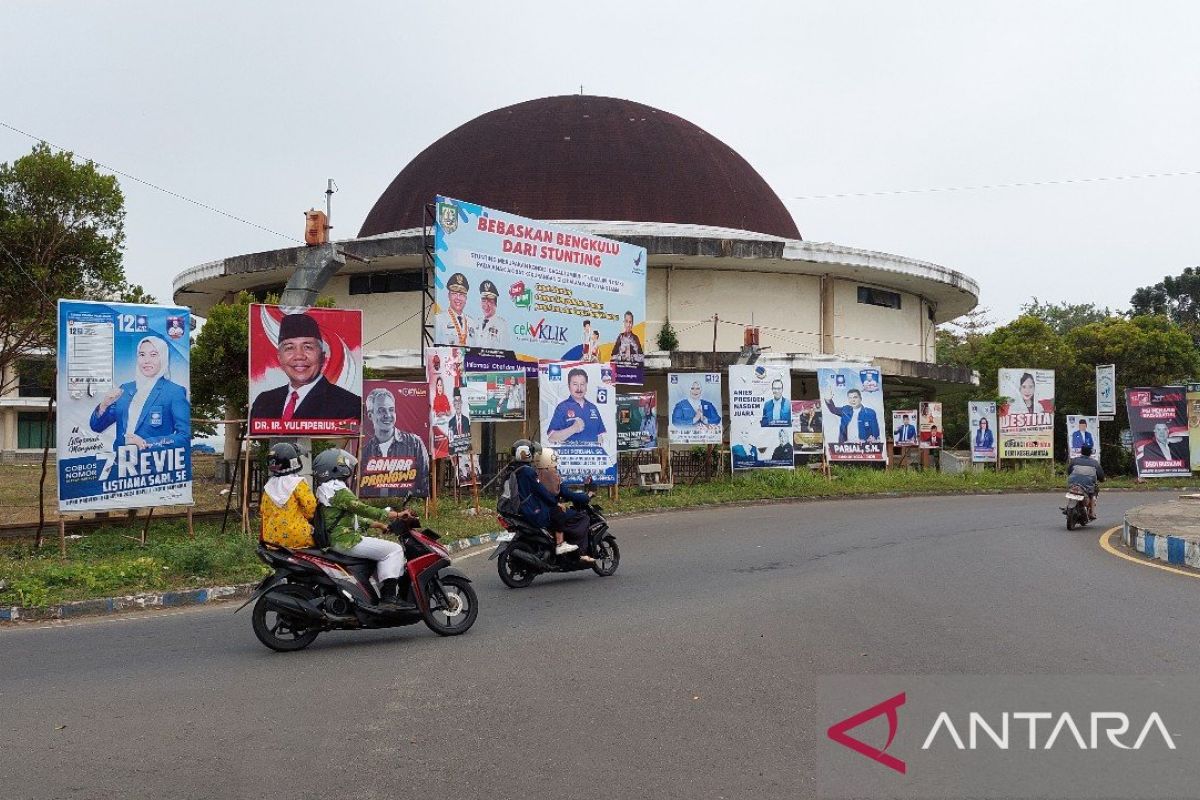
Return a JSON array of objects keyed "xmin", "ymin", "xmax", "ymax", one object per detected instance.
[
  {"xmin": 1066, "ymin": 444, "xmax": 1105, "ymax": 520},
  {"xmin": 503, "ymin": 439, "xmax": 588, "ymax": 556},
  {"xmin": 534, "ymin": 448, "xmax": 595, "ymax": 563},
  {"xmin": 260, "ymin": 442, "xmax": 318, "ymax": 549},
  {"xmin": 312, "ymin": 448, "xmax": 416, "ymax": 611}
]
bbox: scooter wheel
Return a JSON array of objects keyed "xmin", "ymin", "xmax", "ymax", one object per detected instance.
[
  {"xmin": 422, "ymin": 575, "xmax": 479, "ymax": 636},
  {"xmin": 1066, "ymin": 512, "xmax": 1076, "ymax": 531},
  {"xmin": 591, "ymin": 537, "xmax": 620, "ymax": 577},
  {"xmin": 497, "ymin": 548, "xmax": 537, "ymax": 589},
  {"xmin": 251, "ymin": 584, "xmax": 321, "ymax": 652}
]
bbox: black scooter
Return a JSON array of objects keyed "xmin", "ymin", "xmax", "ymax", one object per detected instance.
[
  {"xmin": 237, "ymin": 504, "xmax": 477, "ymax": 651},
  {"xmin": 1062, "ymin": 484, "xmax": 1092, "ymax": 530},
  {"xmin": 490, "ymin": 501, "xmax": 619, "ymax": 588}
]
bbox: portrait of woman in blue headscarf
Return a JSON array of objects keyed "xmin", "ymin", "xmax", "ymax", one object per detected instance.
[{"xmin": 89, "ymin": 336, "xmax": 190, "ymax": 450}]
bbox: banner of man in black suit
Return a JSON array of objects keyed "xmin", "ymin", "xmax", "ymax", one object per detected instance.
[{"xmin": 1126, "ymin": 386, "xmax": 1191, "ymax": 478}]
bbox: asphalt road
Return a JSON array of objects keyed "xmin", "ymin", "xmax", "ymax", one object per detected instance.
[{"xmin": 2, "ymin": 491, "xmax": 1197, "ymax": 800}]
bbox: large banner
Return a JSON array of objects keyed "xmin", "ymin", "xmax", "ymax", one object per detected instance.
[
  {"xmin": 248, "ymin": 304, "xmax": 362, "ymax": 437},
  {"xmin": 1126, "ymin": 386, "xmax": 1190, "ymax": 478},
  {"xmin": 57, "ymin": 300, "xmax": 192, "ymax": 513},
  {"xmin": 433, "ymin": 196, "xmax": 648, "ymax": 383},
  {"xmin": 998, "ymin": 368, "xmax": 1055, "ymax": 459},
  {"xmin": 1189, "ymin": 383, "xmax": 1200, "ymax": 472},
  {"xmin": 539, "ymin": 361, "xmax": 618, "ymax": 485},
  {"xmin": 617, "ymin": 392, "xmax": 658, "ymax": 451},
  {"xmin": 817, "ymin": 366, "xmax": 886, "ymax": 462},
  {"xmin": 427, "ymin": 346, "xmax": 470, "ymax": 460},
  {"xmin": 968, "ymin": 401, "xmax": 998, "ymax": 463},
  {"xmin": 729, "ymin": 365, "xmax": 793, "ymax": 470},
  {"xmin": 667, "ymin": 372, "xmax": 723, "ymax": 445},
  {"xmin": 360, "ymin": 381, "xmax": 431, "ymax": 498},
  {"xmin": 462, "ymin": 369, "xmax": 526, "ymax": 422},
  {"xmin": 919, "ymin": 402, "xmax": 943, "ymax": 449},
  {"xmin": 892, "ymin": 410, "xmax": 918, "ymax": 448},
  {"xmin": 791, "ymin": 399, "xmax": 824, "ymax": 465},
  {"xmin": 1096, "ymin": 365, "xmax": 1116, "ymax": 418},
  {"xmin": 1066, "ymin": 415, "xmax": 1100, "ymax": 460}
]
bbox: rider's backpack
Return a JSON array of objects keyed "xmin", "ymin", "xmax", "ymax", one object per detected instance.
[{"xmin": 496, "ymin": 465, "xmax": 524, "ymax": 517}]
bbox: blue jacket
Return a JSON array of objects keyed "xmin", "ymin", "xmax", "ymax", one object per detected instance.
[
  {"xmin": 514, "ymin": 464, "xmax": 589, "ymax": 528},
  {"xmin": 825, "ymin": 399, "xmax": 880, "ymax": 443},
  {"xmin": 671, "ymin": 398, "xmax": 721, "ymax": 427},
  {"xmin": 975, "ymin": 428, "xmax": 994, "ymax": 449},
  {"xmin": 1071, "ymin": 430, "xmax": 1094, "ymax": 450},
  {"xmin": 90, "ymin": 377, "xmax": 190, "ymax": 449},
  {"xmin": 760, "ymin": 398, "xmax": 791, "ymax": 427}
]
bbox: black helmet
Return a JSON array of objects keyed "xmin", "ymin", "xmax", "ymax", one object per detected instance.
[
  {"xmin": 268, "ymin": 442, "xmax": 303, "ymax": 476},
  {"xmin": 511, "ymin": 439, "xmax": 542, "ymax": 462},
  {"xmin": 312, "ymin": 448, "xmax": 357, "ymax": 484},
  {"xmin": 1080, "ymin": 445, "xmax": 1093, "ymax": 457}
]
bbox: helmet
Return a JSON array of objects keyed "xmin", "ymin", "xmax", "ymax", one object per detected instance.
[
  {"xmin": 1080, "ymin": 445, "xmax": 1093, "ymax": 457},
  {"xmin": 533, "ymin": 448, "xmax": 558, "ymax": 470},
  {"xmin": 268, "ymin": 442, "xmax": 303, "ymax": 476},
  {"xmin": 312, "ymin": 448, "xmax": 357, "ymax": 484},
  {"xmin": 511, "ymin": 438, "xmax": 542, "ymax": 463}
]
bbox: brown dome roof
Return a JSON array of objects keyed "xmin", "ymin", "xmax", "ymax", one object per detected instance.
[{"xmin": 358, "ymin": 95, "xmax": 800, "ymax": 239}]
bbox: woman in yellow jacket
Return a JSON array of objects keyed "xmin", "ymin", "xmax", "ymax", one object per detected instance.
[{"xmin": 261, "ymin": 443, "xmax": 318, "ymax": 548}]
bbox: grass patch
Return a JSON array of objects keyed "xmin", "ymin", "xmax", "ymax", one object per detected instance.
[{"xmin": 1, "ymin": 466, "xmax": 1193, "ymax": 609}]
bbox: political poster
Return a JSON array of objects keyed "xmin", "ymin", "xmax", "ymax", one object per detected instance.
[
  {"xmin": 817, "ymin": 366, "xmax": 886, "ymax": 462},
  {"xmin": 1126, "ymin": 387, "xmax": 1190, "ymax": 478},
  {"xmin": 617, "ymin": 392, "xmax": 658, "ymax": 451},
  {"xmin": 454, "ymin": 453, "xmax": 481, "ymax": 487},
  {"xmin": 667, "ymin": 372, "xmax": 723, "ymax": 445},
  {"xmin": 891, "ymin": 410, "xmax": 918, "ymax": 448},
  {"xmin": 359, "ymin": 381, "xmax": 431, "ymax": 498},
  {"xmin": 998, "ymin": 368, "xmax": 1055, "ymax": 459},
  {"xmin": 1066, "ymin": 415, "xmax": 1100, "ymax": 461},
  {"xmin": 539, "ymin": 361, "xmax": 618, "ymax": 485},
  {"xmin": 1096, "ymin": 365, "xmax": 1116, "ymax": 419},
  {"xmin": 461, "ymin": 369, "xmax": 526, "ymax": 422},
  {"xmin": 248, "ymin": 304, "xmax": 362, "ymax": 437},
  {"xmin": 919, "ymin": 402, "xmax": 943, "ymax": 449},
  {"xmin": 1189, "ymin": 383, "xmax": 1200, "ymax": 472},
  {"xmin": 57, "ymin": 300, "xmax": 192, "ymax": 513},
  {"xmin": 791, "ymin": 399, "xmax": 823, "ymax": 466},
  {"xmin": 433, "ymin": 196, "xmax": 648, "ymax": 383},
  {"xmin": 728, "ymin": 365, "xmax": 794, "ymax": 470},
  {"xmin": 427, "ymin": 346, "xmax": 470, "ymax": 459},
  {"xmin": 968, "ymin": 401, "xmax": 998, "ymax": 463}
]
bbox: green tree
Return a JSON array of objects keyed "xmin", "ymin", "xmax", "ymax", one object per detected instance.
[
  {"xmin": 190, "ymin": 292, "xmax": 256, "ymax": 435},
  {"xmin": 655, "ymin": 318, "xmax": 679, "ymax": 352},
  {"xmin": 1131, "ymin": 267, "xmax": 1200, "ymax": 342},
  {"xmin": 1020, "ymin": 298, "xmax": 1112, "ymax": 335}
]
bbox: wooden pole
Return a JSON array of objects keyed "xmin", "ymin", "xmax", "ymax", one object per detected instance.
[
  {"xmin": 470, "ymin": 454, "xmax": 481, "ymax": 515},
  {"xmin": 241, "ymin": 439, "xmax": 252, "ymax": 535},
  {"xmin": 58, "ymin": 517, "xmax": 66, "ymax": 559},
  {"xmin": 141, "ymin": 506, "xmax": 154, "ymax": 546},
  {"xmin": 430, "ymin": 458, "xmax": 439, "ymax": 515},
  {"xmin": 187, "ymin": 506, "xmax": 195, "ymax": 539}
]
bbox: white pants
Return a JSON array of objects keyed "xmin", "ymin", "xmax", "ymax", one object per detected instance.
[{"xmin": 334, "ymin": 535, "xmax": 406, "ymax": 583}]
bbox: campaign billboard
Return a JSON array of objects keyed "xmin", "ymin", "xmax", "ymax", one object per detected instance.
[
  {"xmin": 919, "ymin": 402, "xmax": 943, "ymax": 449},
  {"xmin": 617, "ymin": 392, "xmax": 658, "ymax": 451},
  {"xmin": 57, "ymin": 300, "xmax": 192, "ymax": 513},
  {"xmin": 998, "ymin": 368, "xmax": 1055, "ymax": 459},
  {"xmin": 539, "ymin": 361, "xmax": 618, "ymax": 485},
  {"xmin": 817, "ymin": 366, "xmax": 886, "ymax": 462},
  {"xmin": 1126, "ymin": 386, "xmax": 1190, "ymax": 478},
  {"xmin": 968, "ymin": 401, "xmax": 998, "ymax": 463},
  {"xmin": 791, "ymin": 399, "xmax": 824, "ymax": 465},
  {"xmin": 1096, "ymin": 364, "xmax": 1116, "ymax": 418},
  {"xmin": 729, "ymin": 365, "xmax": 793, "ymax": 470},
  {"xmin": 359, "ymin": 381, "xmax": 431, "ymax": 498},
  {"xmin": 433, "ymin": 196, "xmax": 648, "ymax": 383},
  {"xmin": 427, "ymin": 346, "xmax": 470, "ymax": 460},
  {"xmin": 1189, "ymin": 383, "xmax": 1200, "ymax": 472},
  {"xmin": 1066, "ymin": 415, "xmax": 1100, "ymax": 461},
  {"xmin": 667, "ymin": 372, "xmax": 723, "ymax": 445},
  {"xmin": 892, "ymin": 410, "xmax": 918, "ymax": 448},
  {"xmin": 248, "ymin": 304, "xmax": 362, "ymax": 437},
  {"xmin": 461, "ymin": 369, "xmax": 526, "ymax": 422}
]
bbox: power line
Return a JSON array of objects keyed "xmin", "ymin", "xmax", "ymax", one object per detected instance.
[
  {"xmin": 790, "ymin": 168, "xmax": 1200, "ymax": 201},
  {"xmin": 0, "ymin": 120, "xmax": 302, "ymax": 244}
]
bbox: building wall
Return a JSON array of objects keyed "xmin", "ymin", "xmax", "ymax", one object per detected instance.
[
  {"xmin": 324, "ymin": 275, "xmax": 425, "ymax": 349},
  {"xmin": 830, "ymin": 279, "xmax": 928, "ymax": 362}
]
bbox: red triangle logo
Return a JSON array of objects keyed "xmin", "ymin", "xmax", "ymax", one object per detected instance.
[{"xmin": 826, "ymin": 692, "xmax": 907, "ymax": 774}]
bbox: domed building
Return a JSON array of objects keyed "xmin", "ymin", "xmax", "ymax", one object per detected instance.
[{"xmin": 172, "ymin": 95, "xmax": 979, "ymax": 464}]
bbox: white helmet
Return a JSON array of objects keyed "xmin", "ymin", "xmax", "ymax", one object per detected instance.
[{"xmin": 533, "ymin": 448, "xmax": 558, "ymax": 470}]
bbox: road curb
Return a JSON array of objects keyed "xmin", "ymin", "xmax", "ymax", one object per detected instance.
[
  {"xmin": 1122, "ymin": 516, "xmax": 1200, "ymax": 570},
  {"xmin": 0, "ymin": 531, "xmax": 505, "ymax": 624}
]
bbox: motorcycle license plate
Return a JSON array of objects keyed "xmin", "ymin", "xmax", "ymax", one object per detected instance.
[
  {"xmin": 1065, "ymin": 493, "xmax": 1086, "ymax": 501},
  {"xmin": 495, "ymin": 531, "xmax": 515, "ymax": 543}
]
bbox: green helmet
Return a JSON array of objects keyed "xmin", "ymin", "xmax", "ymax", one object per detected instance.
[{"xmin": 312, "ymin": 448, "xmax": 356, "ymax": 484}]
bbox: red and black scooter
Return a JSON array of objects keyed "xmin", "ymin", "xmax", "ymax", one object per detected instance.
[{"xmin": 237, "ymin": 501, "xmax": 477, "ymax": 651}]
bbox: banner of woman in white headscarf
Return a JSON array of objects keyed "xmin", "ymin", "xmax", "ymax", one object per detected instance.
[
  {"xmin": 998, "ymin": 368, "xmax": 1055, "ymax": 459},
  {"xmin": 57, "ymin": 300, "xmax": 193, "ymax": 513}
]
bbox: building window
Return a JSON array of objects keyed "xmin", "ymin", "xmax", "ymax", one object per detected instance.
[
  {"xmin": 857, "ymin": 286, "xmax": 902, "ymax": 310},
  {"xmin": 349, "ymin": 272, "xmax": 423, "ymax": 295},
  {"xmin": 17, "ymin": 359, "xmax": 53, "ymax": 397},
  {"xmin": 17, "ymin": 412, "xmax": 55, "ymax": 450}
]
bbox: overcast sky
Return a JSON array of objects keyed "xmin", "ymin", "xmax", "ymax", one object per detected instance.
[{"xmin": 6, "ymin": 1, "xmax": 1199, "ymax": 324}]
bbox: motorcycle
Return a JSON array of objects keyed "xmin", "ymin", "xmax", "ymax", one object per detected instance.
[
  {"xmin": 238, "ymin": 500, "xmax": 477, "ymax": 651},
  {"xmin": 1062, "ymin": 484, "xmax": 1092, "ymax": 530},
  {"xmin": 490, "ymin": 499, "xmax": 619, "ymax": 588}
]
